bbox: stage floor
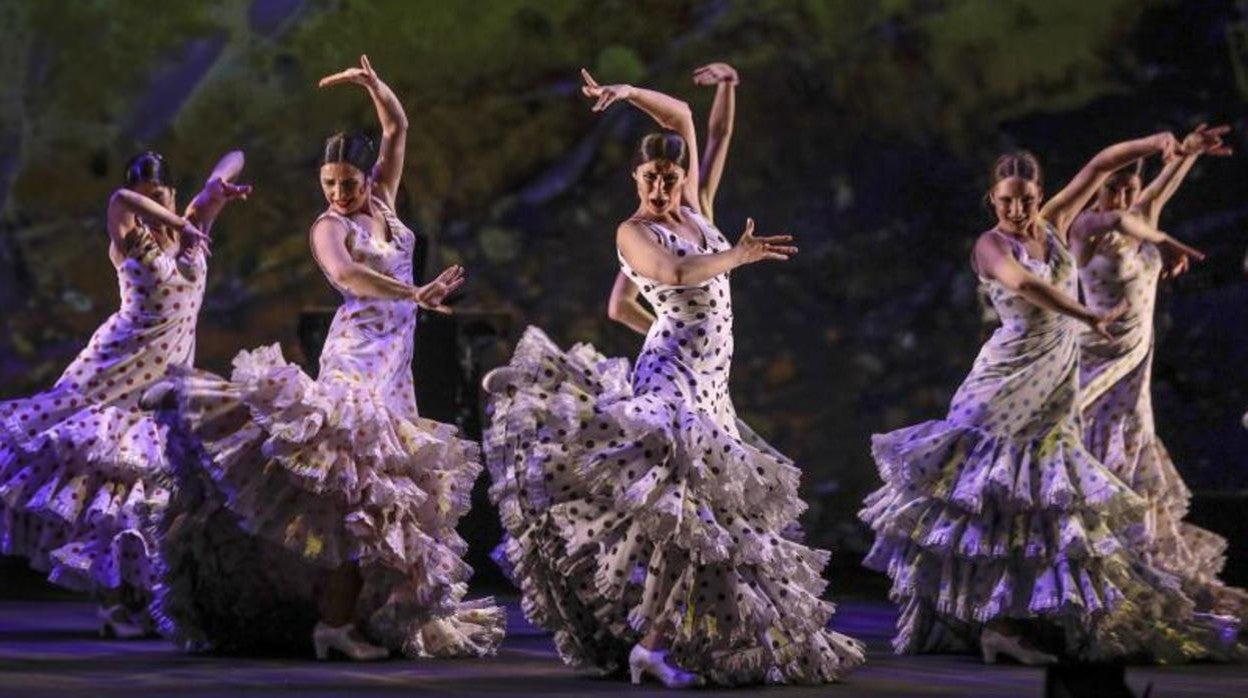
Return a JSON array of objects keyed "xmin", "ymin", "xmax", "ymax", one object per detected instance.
[{"xmin": 0, "ymin": 598, "xmax": 1244, "ymax": 697}]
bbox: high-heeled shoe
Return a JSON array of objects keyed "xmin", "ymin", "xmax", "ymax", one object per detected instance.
[
  {"xmin": 481, "ymin": 367, "xmax": 519, "ymax": 395},
  {"xmin": 980, "ymin": 627, "xmax": 1058, "ymax": 665},
  {"xmin": 628, "ymin": 643, "xmax": 704, "ymax": 688},
  {"xmin": 312, "ymin": 622, "xmax": 389, "ymax": 661},
  {"xmin": 97, "ymin": 604, "xmax": 147, "ymax": 640},
  {"xmin": 138, "ymin": 380, "xmax": 177, "ymax": 410}
]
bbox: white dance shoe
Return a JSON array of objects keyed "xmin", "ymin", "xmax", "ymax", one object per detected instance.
[
  {"xmin": 979, "ymin": 627, "xmax": 1058, "ymax": 665},
  {"xmin": 481, "ymin": 367, "xmax": 519, "ymax": 395},
  {"xmin": 628, "ymin": 643, "xmax": 705, "ymax": 688},
  {"xmin": 97, "ymin": 604, "xmax": 148, "ymax": 640},
  {"xmin": 312, "ymin": 622, "xmax": 389, "ymax": 661},
  {"xmin": 138, "ymin": 380, "xmax": 177, "ymax": 410}
]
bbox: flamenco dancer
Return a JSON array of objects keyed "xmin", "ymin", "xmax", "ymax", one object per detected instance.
[
  {"xmin": 481, "ymin": 63, "xmax": 865, "ymax": 688},
  {"xmin": 860, "ymin": 134, "xmax": 1238, "ymax": 664},
  {"xmin": 1071, "ymin": 123, "xmax": 1248, "ymax": 617},
  {"xmin": 0, "ymin": 149, "xmax": 248, "ymax": 637},
  {"xmin": 148, "ymin": 55, "xmax": 504, "ymax": 660}
]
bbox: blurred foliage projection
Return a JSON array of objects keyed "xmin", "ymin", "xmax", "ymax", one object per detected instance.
[{"xmin": 1, "ymin": 0, "xmax": 1246, "ymax": 551}]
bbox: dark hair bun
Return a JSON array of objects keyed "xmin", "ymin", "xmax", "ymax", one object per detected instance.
[
  {"xmin": 124, "ymin": 151, "xmax": 171, "ymax": 187},
  {"xmin": 322, "ymin": 132, "xmax": 376, "ymax": 175},
  {"xmin": 632, "ymin": 132, "xmax": 689, "ymax": 170}
]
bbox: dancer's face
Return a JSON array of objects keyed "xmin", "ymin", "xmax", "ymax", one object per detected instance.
[
  {"xmin": 320, "ymin": 162, "xmax": 371, "ymax": 216},
  {"xmin": 989, "ymin": 176, "xmax": 1042, "ymax": 235},
  {"xmin": 131, "ymin": 181, "xmax": 176, "ymax": 212},
  {"xmin": 1096, "ymin": 174, "xmax": 1141, "ymax": 212},
  {"xmin": 633, "ymin": 160, "xmax": 685, "ymax": 217}
]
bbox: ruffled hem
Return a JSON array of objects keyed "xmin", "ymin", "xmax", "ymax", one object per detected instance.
[
  {"xmin": 863, "ymin": 420, "xmax": 1241, "ymax": 661},
  {"xmin": 0, "ymin": 404, "xmax": 169, "ymax": 594},
  {"xmin": 485, "ymin": 326, "xmax": 864, "ymax": 685},
  {"xmin": 152, "ymin": 344, "xmax": 502, "ymax": 657}
]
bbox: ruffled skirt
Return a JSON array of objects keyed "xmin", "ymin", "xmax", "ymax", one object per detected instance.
[
  {"xmin": 861, "ymin": 418, "xmax": 1238, "ymax": 661},
  {"xmin": 152, "ymin": 344, "xmax": 504, "ymax": 657},
  {"xmin": 485, "ymin": 327, "xmax": 864, "ymax": 685}
]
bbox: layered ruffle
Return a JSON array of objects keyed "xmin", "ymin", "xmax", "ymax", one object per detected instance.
[
  {"xmin": 485, "ymin": 327, "xmax": 864, "ymax": 685},
  {"xmin": 862, "ymin": 419, "xmax": 1238, "ymax": 661},
  {"xmin": 152, "ymin": 343, "xmax": 504, "ymax": 657},
  {"xmin": 0, "ymin": 399, "xmax": 168, "ymax": 595}
]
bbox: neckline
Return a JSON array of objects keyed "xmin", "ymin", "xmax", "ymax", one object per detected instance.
[
  {"xmin": 994, "ymin": 227, "xmax": 1053, "ymax": 267},
  {"xmin": 637, "ymin": 206, "xmax": 709, "ymax": 250},
  {"xmin": 331, "ymin": 197, "xmax": 396, "ymax": 245}
]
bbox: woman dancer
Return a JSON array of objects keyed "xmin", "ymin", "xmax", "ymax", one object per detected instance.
[
  {"xmin": 482, "ymin": 64, "xmax": 865, "ymax": 688},
  {"xmin": 149, "ymin": 55, "xmax": 504, "ymax": 661},
  {"xmin": 1072, "ymin": 123, "xmax": 1247, "ymax": 617},
  {"xmin": 860, "ymin": 135, "xmax": 1235, "ymax": 664},
  {"xmin": 0, "ymin": 149, "xmax": 248, "ymax": 637}
]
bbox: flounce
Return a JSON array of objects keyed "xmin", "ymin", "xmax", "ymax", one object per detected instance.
[
  {"xmin": 0, "ymin": 401, "xmax": 168, "ymax": 595},
  {"xmin": 862, "ymin": 419, "xmax": 1239, "ymax": 661},
  {"xmin": 151, "ymin": 343, "xmax": 504, "ymax": 657},
  {"xmin": 485, "ymin": 327, "xmax": 864, "ymax": 685}
]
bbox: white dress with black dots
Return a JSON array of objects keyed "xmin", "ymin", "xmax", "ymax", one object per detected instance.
[
  {"xmin": 484, "ymin": 207, "xmax": 866, "ymax": 686},
  {"xmin": 860, "ymin": 226, "xmax": 1238, "ymax": 661},
  {"xmin": 0, "ymin": 223, "xmax": 203, "ymax": 599},
  {"xmin": 151, "ymin": 198, "xmax": 504, "ymax": 657},
  {"xmin": 1078, "ymin": 231, "xmax": 1248, "ymax": 617}
]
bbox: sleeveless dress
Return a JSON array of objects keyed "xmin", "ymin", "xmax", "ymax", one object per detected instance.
[
  {"xmin": 860, "ymin": 226, "xmax": 1237, "ymax": 661},
  {"xmin": 484, "ymin": 207, "xmax": 865, "ymax": 686},
  {"xmin": 1078, "ymin": 229, "xmax": 1248, "ymax": 617},
  {"xmin": 0, "ymin": 223, "xmax": 204, "ymax": 599},
  {"xmin": 152, "ymin": 198, "xmax": 505, "ymax": 657}
]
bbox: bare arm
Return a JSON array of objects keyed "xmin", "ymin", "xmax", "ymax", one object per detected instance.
[
  {"xmin": 606, "ymin": 272, "xmax": 655, "ymax": 335},
  {"xmin": 973, "ymin": 232, "xmax": 1122, "ymax": 337},
  {"xmin": 616, "ymin": 218, "xmax": 794, "ymax": 288},
  {"xmin": 1135, "ymin": 123, "xmax": 1232, "ymax": 225},
  {"xmin": 319, "ymin": 55, "xmax": 409, "ymax": 207},
  {"xmin": 1040, "ymin": 132, "xmax": 1177, "ymax": 242},
  {"xmin": 310, "ymin": 217, "xmax": 420, "ymax": 301},
  {"xmin": 107, "ymin": 189, "xmax": 205, "ymax": 266},
  {"xmin": 184, "ymin": 150, "xmax": 250, "ymax": 236},
  {"xmin": 693, "ymin": 63, "xmax": 738, "ymax": 222},
  {"xmin": 581, "ymin": 69, "xmax": 702, "ymax": 214}
]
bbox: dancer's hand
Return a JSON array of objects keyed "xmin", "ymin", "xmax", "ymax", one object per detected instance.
[
  {"xmin": 732, "ymin": 218, "xmax": 797, "ymax": 265},
  {"xmin": 1159, "ymin": 244, "xmax": 1191, "ymax": 279},
  {"xmin": 581, "ymin": 68, "xmax": 632, "ymax": 112},
  {"xmin": 1174, "ymin": 123, "xmax": 1233, "ymax": 160},
  {"xmin": 318, "ymin": 54, "xmax": 383, "ymax": 91},
  {"xmin": 692, "ymin": 62, "xmax": 738, "ymax": 86},
  {"xmin": 1089, "ymin": 300, "xmax": 1129, "ymax": 340},
  {"xmin": 178, "ymin": 218, "xmax": 212, "ymax": 257},
  {"xmin": 204, "ymin": 176, "xmax": 252, "ymax": 203},
  {"xmin": 1149, "ymin": 131, "xmax": 1181, "ymax": 162},
  {"xmin": 412, "ymin": 265, "xmax": 465, "ymax": 314}
]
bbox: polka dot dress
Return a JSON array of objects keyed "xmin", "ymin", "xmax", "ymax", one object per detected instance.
[
  {"xmin": 152, "ymin": 198, "xmax": 504, "ymax": 658},
  {"xmin": 860, "ymin": 225, "xmax": 1238, "ymax": 662},
  {"xmin": 1078, "ymin": 230, "xmax": 1248, "ymax": 617},
  {"xmin": 0, "ymin": 223, "xmax": 202, "ymax": 601},
  {"xmin": 484, "ymin": 207, "xmax": 865, "ymax": 686}
]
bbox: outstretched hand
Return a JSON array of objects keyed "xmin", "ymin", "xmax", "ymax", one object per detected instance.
[
  {"xmin": 413, "ymin": 265, "xmax": 466, "ymax": 314},
  {"xmin": 1150, "ymin": 131, "xmax": 1181, "ymax": 162},
  {"xmin": 1175, "ymin": 123, "xmax": 1233, "ymax": 160},
  {"xmin": 733, "ymin": 218, "xmax": 797, "ymax": 265},
  {"xmin": 580, "ymin": 68, "xmax": 632, "ymax": 112},
  {"xmin": 206, "ymin": 177, "xmax": 252, "ymax": 203},
  {"xmin": 318, "ymin": 54, "xmax": 382, "ymax": 91},
  {"xmin": 692, "ymin": 62, "xmax": 738, "ymax": 86}
]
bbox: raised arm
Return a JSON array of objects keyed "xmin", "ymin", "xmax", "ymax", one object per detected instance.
[
  {"xmin": 973, "ymin": 232, "xmax": 1125, "ymax": 338},
  {"xmin": 1040, "ymin": 132, "xmax": 1178, "ymax": 242},
  {"xmin": 310, "ymin": 217, "xmax": 464, "ymax": 312},
  {"xmin": 616, "ymin": 217, "xmax": 794, "ymax": 288},
  {"xmin": 1071, "ymin": 208, "xmax": 1207, "ymax": 277},
  {"xmin": 319, "ymin": 54, "xmax": 408, "ymax": 208},
  {"xmin": 184, "ymin": 150, "xmax": 250, "ymax": 237},
  {"xmin": 692, "ymin": 63, "xmax": 738, "ymax": 222},
  {"xmin": 581, "ymin": 68, "xmax": 701, "ymax": 214},
  {"xmin": 107, "ymin": 189, "xmax": 206, "ymax": 266},
  {"xmin": 606, "ymin": 271, "xmax": 655, "ymax": 335},
  {"xmin": 1134, "ymin": 123, "xmax": 1232, "ymax": 225}
]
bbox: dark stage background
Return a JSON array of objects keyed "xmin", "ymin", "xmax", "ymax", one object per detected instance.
[{"xmin": 2, "ymin": 0, "xmax": 1247, "ymax": 591}]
